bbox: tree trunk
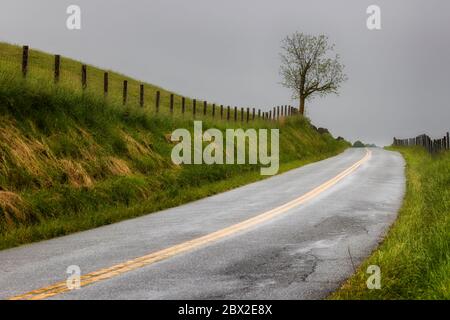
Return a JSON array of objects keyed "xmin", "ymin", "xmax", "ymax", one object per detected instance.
[{"xmin": 299, "ymin": 97, "xmax": 305, "ymax": 115}]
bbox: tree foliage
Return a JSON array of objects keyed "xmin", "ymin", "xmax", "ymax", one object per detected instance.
[{"xmin": 279, "ymin": 33, "xmax": 347, "ymax": 115}]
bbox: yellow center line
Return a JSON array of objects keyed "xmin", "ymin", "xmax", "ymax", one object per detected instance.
[{"xmin": 8, "ymin": 149, "xmax": 371, "ymax": 300}]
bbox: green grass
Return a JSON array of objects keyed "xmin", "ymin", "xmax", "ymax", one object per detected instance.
[
  {"xmin": 0, "ymin": 42, "xmax": 349, "ymax": 250},
  {"xmin": 331, "ymin": 147, "xmax": 450, "ymax": 300}
]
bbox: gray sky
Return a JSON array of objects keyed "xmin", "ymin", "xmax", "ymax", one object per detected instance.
[{"xmin": 1, "ymin": 0, "xmax": 449, "ymax": 146}]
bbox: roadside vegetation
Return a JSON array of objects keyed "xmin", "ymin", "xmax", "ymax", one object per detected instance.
[
  {"xmin": 0, "ymin": 43, "xmax": 349, "ymax": 250},
  {"xmin": 332, "ymin": 147, "xmax": 449, "ymax": 299}
]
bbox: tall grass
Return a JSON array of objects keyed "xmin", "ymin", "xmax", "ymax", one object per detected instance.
[
  {"xmin": 0, "ymin": 42, "xmax": 349, "ymax": 249},
  {"xmin": 331, "ymin": 147, "xmax": 450, "ymax": 300}
]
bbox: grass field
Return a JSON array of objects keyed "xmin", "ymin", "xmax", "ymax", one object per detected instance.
[
  {"xmin": 0, "ymin": 42, "xmax": 349, "ymax": 250},
  {"xmin": 331, "ymin": 147, "xmax": 449, "ymax": 300}
]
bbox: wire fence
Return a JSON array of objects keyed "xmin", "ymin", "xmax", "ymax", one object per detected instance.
[{"xmin": 18, "ymin": 45, "xmax": 299, "ymax": 123}]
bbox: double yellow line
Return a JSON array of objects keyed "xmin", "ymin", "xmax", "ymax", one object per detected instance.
[{"xmin": 9, "ymin": 149, "xmax": 371, "ymax": 300}]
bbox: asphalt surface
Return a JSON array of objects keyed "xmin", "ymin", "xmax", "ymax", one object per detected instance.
[{"xmin": 0, "ymin": 148, "xmax": 405, "ymax": 300}]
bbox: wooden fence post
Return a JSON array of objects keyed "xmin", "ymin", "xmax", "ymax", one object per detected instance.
[
  {"xmin": 241, "ymin": 107, "xmax": 244, "ymax": 122},
  {"xmin": 212, "ymin": 104, "xmax": 216, "ymax": 118},
  {"xmin": 227, "ymin": 106, "xmax": 230, "ymax": 121},
  {"xmin": 182, "ymin": 97, "xmax": 185, "ymax": 114},
  {"xmin": 54, "ymin": 55, "xmax": 60, "ymax": 83},
  {"xmin": 234, "ymin": 107, "xmax": 238, "ymax": 122},
  {"xmin": 203, "ymin": 101, "xmax": 207, "ymax": 116},
  {"xmin": 220, "ymin": 105, "xmax": 224, "ymax": 119},
  {"xmin": 429, "ymin": 136, "xmax": 432, "ymax": 153},
  {"xmin": 447, "ymin": 132, "xmax": 450, "ymax": 150},
  {"xmin": 258, "ymin": 109, "xmax": 261, "ymax": 118},
  {"xmin": 170, "ymin": 94, "xmax": 174, "ymax": 114},
  {"xmin": 81, "ymin": 65, "xmax": 87, "ymax": 90},
  {"xmin": 103, "ymin": 72, "xmax": 108, "ymax": 97},
  {"xmin": 156, "ymin": 91, "xmax": 160, "ymax": 113},
  {"xmin": 122, "ymin": 80, "xmax": 128, "ymax": 105},
  {"xmin": 252, "ymin": 108, "xmax": 255, "ymax": 120},
  {"xmin": 22, "ymin": 45, "xmax": 29, "ymax": 77},
  {"xmin": 140, "ymin": 84, "xmax": 144, "ymax": 107},
  {"xmin": 193, "ymin": 99, "xmax": 196, "ymax": 118}
]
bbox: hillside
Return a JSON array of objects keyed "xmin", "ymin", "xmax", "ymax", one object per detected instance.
[{"xmin": 0, "ymin": 42, "xmax": 349, "ymax": 249}]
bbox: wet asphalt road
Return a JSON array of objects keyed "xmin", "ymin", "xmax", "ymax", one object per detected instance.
[{"xmin": 0, "ymin": 148, "xmax": 405, "ymax": 300}]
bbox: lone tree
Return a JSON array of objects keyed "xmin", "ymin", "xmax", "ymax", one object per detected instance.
[{"xmin": 279, "ymin": 32, "xmax": 347, "ymax": 115}]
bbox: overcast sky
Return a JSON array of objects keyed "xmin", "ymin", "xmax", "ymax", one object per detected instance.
[{"xmin": 1, "ymin": 0, "xmax": 449, "ymax": 146}]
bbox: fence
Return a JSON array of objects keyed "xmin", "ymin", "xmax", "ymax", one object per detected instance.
[
  {"xmin": 393, "ymin": 132, "xmax": 450, "ymax": 153},
  {"xmin": 18, "ymin": 45, "xmax": 299, "ymax": 123}
]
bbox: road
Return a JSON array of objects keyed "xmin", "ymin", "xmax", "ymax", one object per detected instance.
[{"xmin": 0, "ymin": 148, "xmax": 405, "ymax": 300}]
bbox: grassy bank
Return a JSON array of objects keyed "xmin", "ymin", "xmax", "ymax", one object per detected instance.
[
  {"xmin": 331, "ymin": 147, "xmax": 449, "ymax": 300},
  {"xmin": 0, "ymin": 43, "xmax": 349, "ymax": 250}
]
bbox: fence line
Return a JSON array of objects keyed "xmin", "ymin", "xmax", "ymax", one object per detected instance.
[
  {"xmin": 103, "ymin": 72, "xmax": 108, "ymax": 97},
  {"xmin": 393, "ymin": 132, "xmax": 450, "ymax": 153},
  {"xmin": 54, "ymin": 54, "xmax": 60, "ymax": 83},
  {"xmin": 18, "ymin": 45, "xmax": 300, "ymax": 123}
]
